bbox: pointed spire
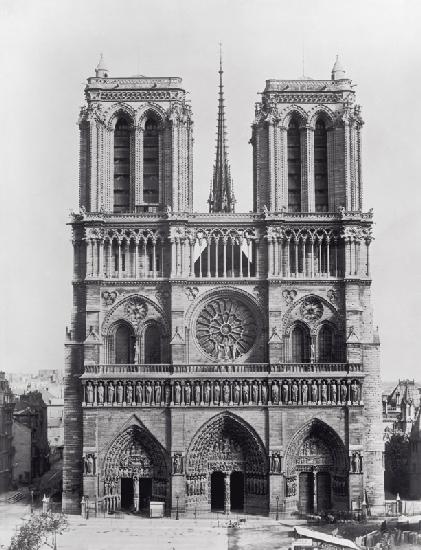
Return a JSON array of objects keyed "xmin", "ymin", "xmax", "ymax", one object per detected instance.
[
  {"xmin": 95, "ymin": 53, "xmax": 109, "ymax": 78},
  {"xmin": 208, "ymin": 44, "xmax": 235, "ymax": 213}
]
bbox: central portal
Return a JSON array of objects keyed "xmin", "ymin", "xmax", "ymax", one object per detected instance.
[{"xmin": 211, "ymin": 471, "xmax": 225, "ymax": 511}]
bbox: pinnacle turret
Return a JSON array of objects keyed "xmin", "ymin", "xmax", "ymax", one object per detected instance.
[
  {"xmin": 208, "ymin": 46, "xmax": 235, "ymax": 213},
  {"xmin": 95, "ymin": 53, "xmax": 109, "ymax": 78}
]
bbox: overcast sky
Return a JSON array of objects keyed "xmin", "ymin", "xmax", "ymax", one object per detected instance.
[{"xmin": 0, "ymin": 0, "xmax": 420, "ymax": 381}]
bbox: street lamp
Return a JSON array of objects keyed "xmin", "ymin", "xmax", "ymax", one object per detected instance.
[
  {"xmin": 276, "ymin": 496, "xmax": 279, "ymax": 521},
  {"xmin": 176, "ymin": 495, "xmax": 179, "ymax": 520}
]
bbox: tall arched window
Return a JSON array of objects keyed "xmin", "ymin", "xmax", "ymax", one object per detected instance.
[
  {"xmin": 287, "ymin": 118, "xmax": 302, "ymax": 212},
  {"xmin": 114, "ymin": 117, "xmax": 131, "ymax": 213},
  {"xmin": 314, "ymin": 119, "xmax": 328, "ymax": 212},
  {"xmin": 144, "ymin": 325, "xmax": 161, "ymax": 364},
  {"xmin": 143, "ymin": 118, "xmax": 159, "ymax": 204},
  {"xmin": 291, "ymin": 324, "xmax": 310, "ymax": 363},
  {"xmin": 115, "ymin": 323, "xmax": 135, "ymax": 364},
  {"xmin": 318, "ymin": 324, "xmax": 335, "ymax": 363}
]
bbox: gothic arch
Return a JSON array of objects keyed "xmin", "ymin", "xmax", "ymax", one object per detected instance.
[
  {"xmin": 284, "ymin": 418, "xmax": 348, "ymax": 477},
  {"xmin": 137, "ymin": 105, "xmax": 166, "ymax": 129},
  {"xmin": 102, "ymin": 420, "xmax": 169, "ymax": 480},
  {"xmin": 105, "ymin": 104, "xmax": 137, "ymax": 130},
  {"xmin": 186, "ymin": 411, "xmax": 268, "ymax": 475},
  {"xmin": 281, "ymin": 105, "xmax": 308, "ymax": 127},
  {"xmin": 283, "ymin": 293, "xmax": 342, "ymax": 336},
  {"xmin": 102, "ymin": 293, "xmax": 168, "ymax": 336},
  {"xmin": 307, "ymin": 105, "xmax": 336, "ymax": 129}
]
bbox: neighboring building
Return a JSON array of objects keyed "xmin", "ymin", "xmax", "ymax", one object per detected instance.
[
  {"xmin": 13, "ymin": 391, "xmax": 49, "ymax": 482},
  {"xmin": 382, "ymin": 379, "xmax": 421, "ymax": 436},
  {"xmin": 63, "ymin": 55, "xmax": 384, "ymax": 515},
  {"xmin": 409, "ymin": 409, "xmax": 421, "ymax": 498},
  {"xmin": 12, "ymin": 420, "xmax": 31, "ymax": 485},
  {"xmin": 0, "ymin": 372, "xmax": 14, "ymax": 493}
]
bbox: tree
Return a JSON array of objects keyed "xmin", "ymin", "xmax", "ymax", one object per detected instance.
[
  {"xmin": 384, "ymin": 431, "xmax": 410, "ymax": 498},
  {"xmin": 8, "ymin": 513, "xmax": 68, "ymax": 550}
]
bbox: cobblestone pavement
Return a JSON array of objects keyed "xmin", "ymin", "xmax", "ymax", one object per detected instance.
[{"xmin": 0, "ymin": 508, "xmax": 294, "ymax": 550}]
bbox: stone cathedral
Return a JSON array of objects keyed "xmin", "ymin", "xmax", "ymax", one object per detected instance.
[{"xmin": 63, "ymin": 54, "xmax": 384, "ymax": 516}]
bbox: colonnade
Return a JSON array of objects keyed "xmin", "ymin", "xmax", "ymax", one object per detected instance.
[
  {"xmin": 82, "ymin": 378, "xmax": 363, "ymax": 407},
  {"xmin": 85, "ymin": 236, "xmax": 165, "ymax": 279}
]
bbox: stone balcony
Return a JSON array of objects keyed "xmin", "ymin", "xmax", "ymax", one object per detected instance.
[{"xmin": 81, "ymin": 363, "xmax": 364, "ymax": 408}]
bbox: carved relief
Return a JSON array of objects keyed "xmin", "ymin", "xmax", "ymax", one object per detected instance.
[
  {"xmin": 102, "ymin": 290, "xmax": 118, "ymax": 306},
  {"xmin": 184, "ymin": 286, "xmax": 199, "ymax": 301},
  {"xmin": 282, "ymin": 289, "xmax": 297, "ymax": 305},
  {"xmin": 125, "ymin": 298, "xmax": 148, "ymax": 324},
  {"xmin": 300, "ymin": 297, "xmax": 323, "ymax": 322},
  {"xmin": 196, "ymin": 298, "xmax": 257, "ymax": 360}
]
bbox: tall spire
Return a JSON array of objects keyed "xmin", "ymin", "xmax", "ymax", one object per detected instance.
[{"xmin": 208, "ymin": 44, "xmax": 235, "ymax": 213}]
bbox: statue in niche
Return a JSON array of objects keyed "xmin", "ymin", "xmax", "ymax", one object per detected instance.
[
  {"xmin": 302, "ymin": 383, "xmax": 308, "ymax": 404},
  {"xmin": 155, "ymin": 382, "xmax": 161, "ymax": 405},
  {"xmin": 272, "ymin": 453, "xmax": 281, "ymax": 473},
  {"xmin": 174, "ymin": 382, "xmax": 181, "ymax": 404},
  {"xmin": 291, "ymin": 381, "xmax": 298, "ymax": 403},
  {"xmin": 331, "ymin": 382, "xmax": 337, "ymax": 403},
  {"xmin": 173, "ymin": 454, "xmax": 183, "ymax": 474},
  {"xmin": 243, "ymin": 382, "xmax": 249, "ymax": 404},
  {"xmin": 214, "ymin": 381, "xmax": 221, "ymax": 404},
  {"xmin": 194, "ymin": 382, "xmax": 201, "ymax": 404},
  {"xmin": 321, "ymin": 382, "xmax": 328, "ymax": 403},
  {"xmin": 204, "ymin": 382, "xmax": 210, "ymax": 404},
  {"xmin": 165, "ymin": 384, "xmax": 171, "ymax": 405},
  {"xmin": 145, "ymin": 382, "xmax": 152, "ymax": 405},
  {"xmin": 86, "ymin": 382, "xmax": 94, "ymax": 403},
  {"xmin": 223, "ymin": 382, "xmax": 230, "ymax": 404},
  {"xmin": 261, "ymin": 383, "xmax": 268, "ymax": 404},
  {"xmin": 252, "ymin": 382, "xmax": 258, "ymax": 404},
  {"xmin": 271, "ymin": 382, "xmax": 279, "ymax": 404},
  {"xmin": 282, "ymin": 381, "xmax": 289, "ymax": 403},
  {"xmin": 85, "ymin": 453, "xmax": 95, "ymax": 475},
  {"xmin": 358, "ymin": 452, "xmax": 363, "ymax": 472},
  {"xmin": 311, "ymin": 381, "xmax": 318, "ymax": 403},
  {"xmin": 126, "ymin": 383, "xmax": 133, "ymax": 404},
  {"xmin": 97, "ymin": 383, "xmax": 104, "ymax": 404},
  {"xmin": 108, "ymin": 382, "xmax": 115, "ymax": 404},
  {"xmin": 116, "ymin": 382, "xmax": 123, "ymax": 403},
  {"xmin": 135, "ymin": 382, "xmax": 143, "ymax": 404},
  {"xmin": 234, "ymin": 382, "xmax": 241, "ymax": 405},
  {"xmin": 340, "ymin": 382, "xmax": 348, "ymax": 402},
  {"xmin": 185, "ymin": 382, "xmax": 191, "ymax": 405},
  {"xmin": 350, "ymin": 381, "xmax": 359, "ymax": 403}
]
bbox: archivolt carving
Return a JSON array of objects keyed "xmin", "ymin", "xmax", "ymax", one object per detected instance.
[
  {"xmin": 186, "ymin": 412, "xmax": 268, "ymax": 476},
  {"xmin": 103, "ymin": 424, "xmax": 168, "ymax": 481},
  {"xmin": 196, "ymin": 297, "xmax": 257, "ymax": 360},
  {"xmin": 284, "ymin": 418, "xmax": 348, "ymax": 476}
]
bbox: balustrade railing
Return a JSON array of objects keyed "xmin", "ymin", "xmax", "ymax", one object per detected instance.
[{"xmin": 83, "ymin": 362, "xmax": 360, "ymax": 375}]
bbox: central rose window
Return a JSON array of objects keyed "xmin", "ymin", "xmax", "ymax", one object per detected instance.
[{"xmin": 196, "ymin": 297, "xmax": 257, "ymax": 360}]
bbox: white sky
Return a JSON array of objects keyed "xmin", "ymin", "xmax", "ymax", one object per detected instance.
[{"xmin": 0, "ymin": 0, "xmax": 420, "ymax": 381}]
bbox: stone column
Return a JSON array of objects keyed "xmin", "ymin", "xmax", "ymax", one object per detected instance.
[{"xmin": 224, "ymin": 474, "xmax": 231, "ymax": 514}]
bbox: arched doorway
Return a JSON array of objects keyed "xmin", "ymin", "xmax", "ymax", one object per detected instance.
[
  {"xmin": 211, "ymin": 471, "xmax": 225, "ymax": 511},
  {"xmin": 284, "ymin": 419, "xmax": 348, "ymax": 514},
  {"xmin": 186, "ymin": 412, "xmax": 268, "ymax": 514},
  {"xmin": 230, "ymin": 471, "xmax": 244, "ymax": 511},
  {"xmin": 102, "ymin": 424, "xmax": 169, "ymax": 514}
]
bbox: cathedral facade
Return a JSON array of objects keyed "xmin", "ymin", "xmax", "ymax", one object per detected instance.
[{"xmin": 63, "ymin": 55, "xmax": 384, "ymax": 516}]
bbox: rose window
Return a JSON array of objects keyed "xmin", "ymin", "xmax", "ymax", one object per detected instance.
[{"xmin": 196, "ymin": 298, "xmax": 257, "ymax": 360}]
